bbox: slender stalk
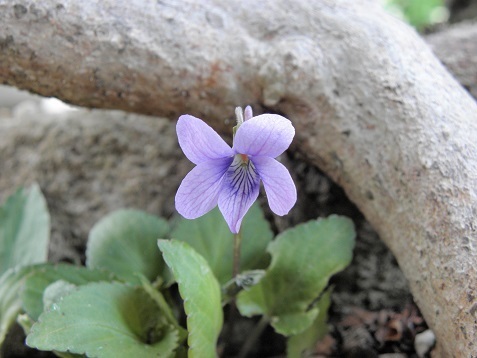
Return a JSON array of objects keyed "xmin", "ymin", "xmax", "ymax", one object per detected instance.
[
  {"xmin": 232, "ymin": 229, "xmax": 242, "ymax": 279},
  {"xmin": 238, "ymin": 315, "xmax": 270, "ymax": 358},
  {"xmin": 224, "ymin": 229, "xmax": 243, "ymax": 356}
]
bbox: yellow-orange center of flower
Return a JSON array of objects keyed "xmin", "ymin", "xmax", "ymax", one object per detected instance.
[{"xmin": 240, "ymin": 153, "xmax": 249, "ymax": 163}]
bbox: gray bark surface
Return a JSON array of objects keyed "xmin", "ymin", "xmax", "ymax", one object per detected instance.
[
  {"xmin": 0, "ymin": 1, "xmax": 476, "ymax": 356},
  {"xmin": 426, "ymin": 21, "xmax": 477, "ymax": 99}
]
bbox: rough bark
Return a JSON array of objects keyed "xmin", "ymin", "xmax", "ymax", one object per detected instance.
[
  {"xmin": 426, "ymin": 21, "xmax": 477, "ymax": 99},
  {"xmin": 0, "ymin": 0, "xmax": 476, "ymax": 356}
]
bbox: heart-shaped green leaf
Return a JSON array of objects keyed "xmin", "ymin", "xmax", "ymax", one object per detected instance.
[
  {"xmin": 171, "ymin": 204, "xmax": 272, "ymax": 285},
  {"xmin": 86, "ymin": 209, "xmax": 169, "ymax": 283},
  {"xmin": 26, "ymin": 281, "xmax": 179, "ymax": 357},
  {"xmin": 287, "ymin": 290, "xmax": 331, "ymax": 357},
  {"xmin": 21, "ymin": 264, "xmax": 115, "ymax": 321},
  {"xmin": 19, "ymin": 288, "xmax": 85, "ymax": 358},
  {"xmin": 0, "ymin": 184, "xmax": 50, "ymax": 275},
  {"xmin": 237, "ymin": 216, "xmax": 355, "ymax": 336},
  {"xmin": 159, "ymin": 240, "xmax": 223, "ymax": 358}
]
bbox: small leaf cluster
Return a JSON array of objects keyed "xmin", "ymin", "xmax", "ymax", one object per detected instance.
[{"xmin": 0, "ymin": 185, "xmax": 355, "ymax": 357}]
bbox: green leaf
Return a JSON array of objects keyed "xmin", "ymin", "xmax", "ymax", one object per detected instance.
[
  {"xmin": 237, "ymin": 216, "xmax": 355, "ymax": 336},
  {"xmin": 159, "ymin": 240, "xmax": 223, "ymax": 358},
  {"xmin": 272, "ymin": 310, "xmax": 319, "ymax": 336},
  {"xmin": 86, "ymin": 209, "xmax": 170, "ymax": 283},
  {"xmin": 21, "ymin": 264, "xmax": 115, "ymax": 321},
  {"xmin": 0, "ymin": 265, "xmax": 38, "ymax": 346},
  {"xmin": 42, "ymin": 280, "xmax": 77, "ymax": 312},
  {"xmin": 171, "ymin": 204, "xmax": 273, "ymax": 285},
  {"xmin": 0, "ymin": 263, "xmax": 116, "ymax": 348},
  {"xmin": 140, "ymin": 277, "xmax": 188, "ymax": 343},
  {"xmin": 26, "ymin": 281, "xmax": 179, "ymax": 358},
  {"xmin": 287, "ymin": 290, "xmax": 331, "ymax": 358},
  {"xmin": 0, "ymin": 184, "xmax": 50, "ymax": 275},
  {"xmin": 409, "ymin": 0, "xmax": 443, "ymax": 28},
  {"xmin": 52, "ymin": 352, "xmax": 85, "ymax": 358},
  {"xmin": 18, "ymin": 314, "xmax": 85, "ymax": 358}
]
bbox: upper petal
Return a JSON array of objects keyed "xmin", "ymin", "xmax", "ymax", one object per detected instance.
[
  {"xmin": 175, "ymin": 157, "xmax": 232, "ymax": 219},
  {"xmin": 244, "ymin": 106, "xmax": 253, "ymax": 121},
  {"xmin": 252, "ymin": 156, "xmax": 297, "ymax": 216},
  {"xmin": 177, "ymin": 115, "xmax": 233, "ymax": 165},
  {"xmin": 233, "ymin": 114, "xmax": 294, "ymax": 157},
  {"xmin": 218, "ymin": 155, "xmax": 261, "ymax": 233}
]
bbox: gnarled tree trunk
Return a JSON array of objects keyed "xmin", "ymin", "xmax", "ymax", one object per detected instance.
[{"xmin": 1, "ymin": 1, "xmax": 476, "ymax": 355}]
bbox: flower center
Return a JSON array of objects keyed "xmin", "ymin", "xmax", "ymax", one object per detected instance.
[{"xmin": 226, "ymin": 154, "xmax": 259, "ymax": 198}]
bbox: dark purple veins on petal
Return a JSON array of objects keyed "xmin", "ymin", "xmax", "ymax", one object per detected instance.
[{"xmin": 228, "ymin": 156, "xmax": 259, "ymax": 197}]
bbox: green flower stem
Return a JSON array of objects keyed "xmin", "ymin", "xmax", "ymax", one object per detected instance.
[
  {"xmin": 238, "ymin": 315, "xmax": 270, "ymax": 358},
  {"xmin": 232, "ymin": 229, "xmax": 242, "ymax": 279},
  {"xmin": 223, "ymin": 229, "xmax": 243, "ymax": 354}
]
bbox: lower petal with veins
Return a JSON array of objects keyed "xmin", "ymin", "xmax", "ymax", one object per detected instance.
[{"xmin": 218, "ymin": 155, "xmax": 261, "ymax": 233}]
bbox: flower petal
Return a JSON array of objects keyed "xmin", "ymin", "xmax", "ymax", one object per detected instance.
[
  {"xmin": 177, "ymin": 115, "xmax": 233, "ymax": 165},
  {"xmin": 244, "ymin": 106, "xmax": 253, "ymax": 121},
  {"xmin": 175, "ymin": 157, "xmax": 232, "ymax": 219},
  {"xmin": 233, "ymin": 114, "xmax": 294, "ymax": 157},
  {"xmin": 252, "ymin": 156, "xmax": 297, "ymax": 215},
  {"xmin": 218, "ymin": 156, "xmax": 260, "ymax": 233}
]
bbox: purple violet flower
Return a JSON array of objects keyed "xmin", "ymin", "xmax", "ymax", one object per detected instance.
[{"xmin": 175, "ymin": 108, "xmax": 297, "ymax": 233}]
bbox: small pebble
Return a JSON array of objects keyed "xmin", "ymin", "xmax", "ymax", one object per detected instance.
[{"xmin": 414, "ymin": 329, "xmax": 436, "ymax": 358}]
